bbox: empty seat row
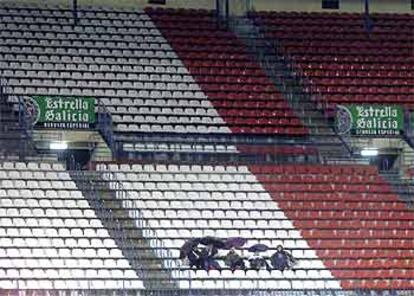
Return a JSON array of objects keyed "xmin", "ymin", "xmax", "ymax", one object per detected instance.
[
  {"xmin": 1, "ymin": 179, "xmax": 77, "ymax": 189},
  {"xmin": 115, "ymin": 123, "xmax": 230, "ymax": 134},
  {"xmin": 0, "ymin": 279, "xmax": 144, "ymax": 290},
  {"xmin": 0, "ymin": 207, "xmax": 97, "ymax": 219},
  {"xmin": 0, "ymin": 189, "xmax": 83, "ymax": 199},
  {"xmin": 8, "ymin": 87, "xmax": 209, "ymax": 99},
  {"xmin": 0, "ymin": 170, "xmax": 70, "ymax": 179},
  {"xmin": 1, "ymin": 61, "xmax": 190, "ymax": 74},
  {"xmin": 0, "ymin": 23, "xmax": 161, "ymax": 36},
  {"xmin": 1, "ymin": 37, "xmax": 170, "ymax": 51},
  {"xmin": 1, "ymin": 46, "xmax": 176, "ymax": 58},
  {"xmin": 0, "ymin": 6, "xmax": 151, "ymax": 17},
  {"xmin": 0, "ymin": 161, "xmax": 64, "ymax": 170},
  {"xmin": 0, "ymin": 197, "xmax": 90, "ymax": 208},
  {"xmin": 2, "ymin": 70, "xmax": 196, "ymax": 82},
  {"xmin": 0, "ymin": 14, "xmax": 153, "ymax": 26},
  {"xmin": 1, "ymin": 226, "xmax": 112, "ymax": 238}
]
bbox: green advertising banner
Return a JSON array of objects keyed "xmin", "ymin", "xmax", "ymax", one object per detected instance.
[
  {"xmin": 24, "ymin": 96, "xmax": 96, "ymax": 129},
  {"xmin": 336, "ymin": 105, "xmax": 403, "ymax": 136}
]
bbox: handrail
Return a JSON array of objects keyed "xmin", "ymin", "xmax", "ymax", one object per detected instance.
[
  {"xmin": 0, "ymin": 78, "xmax": 36, "ymax": 159},
  {"xmin": 95, "ymin": 166, "xmax": 186, "ymax": 288},
  {"xmin": 231, "ymin": 16, "xmax": 353, "ymax": 158},
  {"xmin": 403, "ymin": 110, "xmax": 414, "ymax": 150},
  {"xmin": 70, "ymin": 166, "xmax": 146, "ymax": 290},
  {"xmin": 97, "ymin": 99, "xmax": 116, "ymax": 157},
  {"xmin": 17, "ymin": 95, "xmax": 37, "ymax": 158}
]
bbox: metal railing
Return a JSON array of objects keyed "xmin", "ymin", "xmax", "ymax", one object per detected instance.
[
  {"xmin": 17, "ymin": 95, "xmax": 37, "ymax": 157},
  {"xmin": 70, "ymin": 170, "xmax": 144, "ymax": 291},
  {"xmin": 97, "ymin": 99, "xmax": 115, "ymax": 155},
  {"xmin": 90, "ymin": 165, "xmax": 191, "ymax": 286},
  {"xmin": 117, "ymin": 139, "xmax": 320, "ymax": 165},
  {"xmin": 229, "ymin": 17, "xmax": 353, "ymax": 157},
  {"xmin": 0, "ymin": 78, "xmax": 36, "ymax": 159}
]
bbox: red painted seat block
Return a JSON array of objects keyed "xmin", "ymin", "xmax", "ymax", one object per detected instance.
[{"xmin": 247, "ymin": 163, "xmax": 414, "ymax": 289}]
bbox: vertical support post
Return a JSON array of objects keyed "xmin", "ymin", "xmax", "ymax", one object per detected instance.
[
  {"xmin": 73, "ymin": 0, "xmax": 79, "ymax": 25},
  {"xmin": 364, "ymin": 0, "xmax": 370, "ymax": 15},
  {"xmin": 363, "ymin": 0, "xmax": 373, "ymax": 33},
  {"xmin": 225, "ymin": 0, "xmax": 229, "ymax": 29}
]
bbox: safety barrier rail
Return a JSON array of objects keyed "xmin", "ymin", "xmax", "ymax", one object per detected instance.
[
  {"xmin": 70, "ymin": 169, "xmax": 146, "ymax": 290},
  {"xmin": 0, "ymin": 77, "xmax": 36, "ymax": 159},
  {"xmin": 229, "ymin": 17, "xmax": 353, "ymax": 158},
  {"xmin": 97, "ymin": 99, "xmax": 116, "ymax": 156},
  {"xmin": 72, "ymin": 163, "xmax": 188, "ymax": 290}
]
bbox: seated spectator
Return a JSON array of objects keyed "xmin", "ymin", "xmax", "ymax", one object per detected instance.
[
  {"xmin": 200, "ymin": 246, "xmax": 221, "ymax": 271},
  {"xmin": 187, "ymin": 247, "xmax": 203, "ymax": 269},
  {"xmin": 224, "ymin": 248, "xmax": 246, "ymax": 271},
  {"xmin": 248, "ymin": 251, "xmax": 271, "ymax": 271},
  {"xmin": 270, "ymin": 245, "xmax": 297, "ymax": 271}
]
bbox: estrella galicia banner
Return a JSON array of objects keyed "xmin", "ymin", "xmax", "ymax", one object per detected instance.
[
  {"xmin": 336, "ymin": 105, "xmax": 403, "ymax": 136},
  {"xmin": 24, "ymin": 96, "xmax": 96, "ymax": 129}
]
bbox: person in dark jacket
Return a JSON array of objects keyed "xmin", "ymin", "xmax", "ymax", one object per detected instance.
[
  {"xmin": 248, "ymin": 251, "xmax": 271, "ymax": 271},
  {"xmin": 224, "ymin": 248, "xmax": 246, "ymax": 271},
  {"xmin": 199, "ymin": 245, "xmax": 221, "ymax": 271},
  {"xmin": 187, "ymin": 247, "xmax": 203, "ymax": 269},
  {"xmin": 270, "ymin": 245, "xmax": 297, "ymax": 271}
]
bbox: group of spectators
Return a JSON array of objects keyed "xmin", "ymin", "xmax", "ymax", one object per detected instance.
[{"xmin": 180, "ymin": 237, "xmax": 297, "ymax": 272}]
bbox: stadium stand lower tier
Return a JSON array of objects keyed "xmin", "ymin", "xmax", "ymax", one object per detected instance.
[
  {"xmin": 249, "ymin": 11, "xmax": 414, "ymax": 108},
  {"xmin": 0, "ymin": 161, "xmax": 144, "ymax": 291},
  {"xmin": 97, "ymin": 162, "xmax": 414, "ymax": 290}
]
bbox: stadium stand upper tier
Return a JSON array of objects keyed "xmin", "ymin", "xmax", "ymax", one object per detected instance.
[
  {"xmin": 0, "ymin": 5, "xmax": 307, "ymax": 141},
  {"xmin": 249, "ymin": 11, "xmax": 414, "ymax": 108},
  {"xmin": 0, "ymin": 5, "xmax": 230, "ymax": 140},
  {"xmin": 146, "ymin": 7, "xmax": 308, "ymax": 137}
]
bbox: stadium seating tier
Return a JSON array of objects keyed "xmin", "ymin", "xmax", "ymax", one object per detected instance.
[{"xmin": 249, "ymin": 11, "xmax": 414, "ymax": 107}]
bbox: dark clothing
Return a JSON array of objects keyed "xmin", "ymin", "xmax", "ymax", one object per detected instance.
[
  {"xmin": 188, "ymin": 249, "xmax": 203, "ymax": 269},
  {"xmin": 208, "ymin": 246, "xmax": 218, "ymax": 257},
  {"xmin": 199, "ymin": 247, "xmax": 220, "ymax": 271},
  {"xmin": 270, "ymin": 250, "xmax": 296, "ymax": 271},
  {"xmin": 248, "ymin": 255, "xmax": 271, "ymax": 271},
  {"xmin": 224, "ymin": 251, "xmax": 246, "ymax": 271}
]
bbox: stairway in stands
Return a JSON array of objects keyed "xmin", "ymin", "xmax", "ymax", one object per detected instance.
[
  {"xmin": 249, "ymin": 11, "xmax": 413, "ymax": 108},
  {"xmin": 147, "ymin": 7, "xmax": 354, "ymax": 165},
  {"xmin": 230, "ymin": 17, "xmax": 352, "ymax": 159},
  {"xmin": 147, "ymin": 8, "xmax": 308, "ymax": 137},
  {"xmin": 71, "ymin": 169, "xmax": 179, "ymax": 290}
]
